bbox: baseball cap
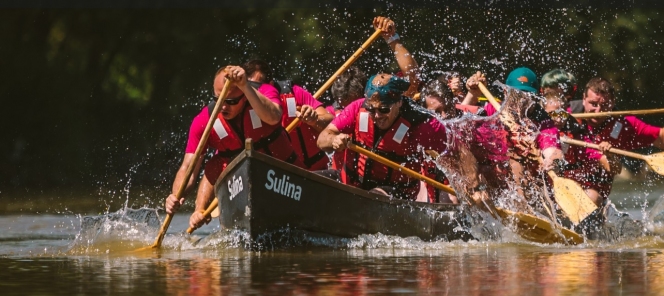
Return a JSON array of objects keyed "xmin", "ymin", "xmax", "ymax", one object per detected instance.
[
  {"xmin": 364, "ymin": 74, "xmax": 410, "ymax": 104},
  {"xmin": 505, "ymin": 67, "xmax": 539, "ymax": 93}
]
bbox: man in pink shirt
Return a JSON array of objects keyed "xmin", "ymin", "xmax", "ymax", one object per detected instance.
[
  {"xmin": 563, "ymin": 77, "xmax": 664, "ymax": 206},
  {"xmin": 317, "ymin": 73, "xmax": 489, "ymax": 206},
  {"xmin": 165, "ymin": 64, "xmax": 303, "ymax": 231},
  {"xmin": 480, "ymin": 67, "xmax": 563, "ymax": 212},
  {"xmin": 242, "ymin": 60, "xmax": 333, "ymax": 171}
]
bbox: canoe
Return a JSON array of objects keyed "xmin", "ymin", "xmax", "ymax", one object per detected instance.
[{"xmin": 214, "ymin": 140, "xmax": 474, "ymax": 248}]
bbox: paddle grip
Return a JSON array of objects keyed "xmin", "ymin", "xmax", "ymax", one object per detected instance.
[{"xmin": 186, "ymin": 198, "xmax": 219, "ymax": 234}]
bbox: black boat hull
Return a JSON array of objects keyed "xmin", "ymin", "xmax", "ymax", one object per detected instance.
[{"xmin": 215, "ymin": 148, "xmax": 472, "ymax": 247}]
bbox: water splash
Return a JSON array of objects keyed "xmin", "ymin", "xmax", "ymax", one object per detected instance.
[{"xmin": 68, "ymin": 207, "xmax": 160, "ymax": 254}]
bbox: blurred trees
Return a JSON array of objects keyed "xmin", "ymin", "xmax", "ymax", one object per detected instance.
[{"xmin": 2, "ymin": 7, "xmax": 664, "ymax": 190}]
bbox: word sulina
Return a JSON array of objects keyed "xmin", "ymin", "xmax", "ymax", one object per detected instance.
[
  {"xmin": 228, "ymin": 175, "xmax": 243, "ymax": 200},
  {"xmin": 265, "ymin": 169, "xmax": 302, "ymax": 201}
]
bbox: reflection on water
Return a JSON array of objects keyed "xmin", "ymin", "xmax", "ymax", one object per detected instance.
[
  {"xmin": 3, "ymin": 246, "xmax": 664, "ymax": 295},
  {"xmin": 1, "ymin": 180, "xmax": 664, "ymax": 294}
]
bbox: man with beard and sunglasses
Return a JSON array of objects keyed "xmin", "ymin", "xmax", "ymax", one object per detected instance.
[
  {"xmin": 165, "ymin": 65, "xmax": 303, "ymax": 231},
  {"xmin": 317, "ymin": 74, "xmax": 489, "ymax": 205}
]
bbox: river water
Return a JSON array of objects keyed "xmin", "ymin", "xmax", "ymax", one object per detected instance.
[{"xmin": 2, "ymin": 179, "xmax": 664, "ymax": 295}]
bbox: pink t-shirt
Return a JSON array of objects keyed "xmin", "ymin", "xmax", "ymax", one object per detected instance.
[
  {"xmin": 185, "ymin": 83, "xmax": 281, "ymax": 153},
  {"xmin": 331, "ymin": 99, "xmax": 447, "ymax": 151},
  {"xmin": 484, "ymin": 102, "xmax": 560, "ymax": 150},
  {"xmin": 281, "ymin": 85, "xmax": 322, "ymax": 123},
  {"xmin": 571, "ymin": 116, "xmax": 660, "ymax": 162}
]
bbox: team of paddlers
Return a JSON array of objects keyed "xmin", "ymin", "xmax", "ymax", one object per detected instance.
[{"xmin": 163, "ymin": 16, "xmax": 664, "ymax": 236}]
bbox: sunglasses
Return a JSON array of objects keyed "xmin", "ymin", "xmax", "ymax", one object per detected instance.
[
  {"xmin": 548, "ymin": 108, "xmax": 570, "ymax": 121},
  {"xmin": 365, "ymin": 104, "xmax": 393, "ymax": 114},
  {"xmin": 212, "ymin": 94, "xmax": 244, "ymax": 106}
]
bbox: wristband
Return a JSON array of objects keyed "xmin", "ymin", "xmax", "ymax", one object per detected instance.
[{"xmin": 386, "ymin": 33, "xmax": 400, "ymax": 44}]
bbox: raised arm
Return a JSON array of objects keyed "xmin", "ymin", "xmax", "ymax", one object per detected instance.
[
  {"xmin": 226, "ymin": 65, "xmax": 282, "ymax": 125},
  {"xmin": 373, "ymin": 16, "xmax": 421, "ymax": 98}
]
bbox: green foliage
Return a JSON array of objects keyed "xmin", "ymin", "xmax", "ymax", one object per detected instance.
[{"xmin": 2, "ymin": 7, "xmax": 664, "ymax": 189}]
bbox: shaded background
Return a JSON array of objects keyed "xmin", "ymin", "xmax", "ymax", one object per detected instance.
[{"xmin": 3, "ymin": 2, "xmax": 664, "ymax": 200}]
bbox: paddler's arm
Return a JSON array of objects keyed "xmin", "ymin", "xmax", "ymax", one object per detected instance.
[
  {"xmin": 373, "ymin": 16, "xmax": 421, "ymax": 98},
  {"xmin": 228, "ymin": 65, "xmax": 282, "ymax": 125},
  {"xmin": 653, "ymin": 127, "xmax": 664, "ymax": 149},
  {"xmin": 317, "ymin": 124, "xmax": 350, "ymax": 153},
  {"xmin": 597, "ymin": 141, "xmax": 622, "ymax": 175},
  {"xmin": 298, "ymin": 105, "xmax": 334, "ymax": 132},
  {"xmin": 189, "ymin": 172, "xmax": 214, "ymax": 230},
  {"xmin": 461, "ymin": 71, "xmax": 485, "ymax": 106},
  {"xmin": 165, "ymin": 153, "xmax": 204, "ymax": 215}
]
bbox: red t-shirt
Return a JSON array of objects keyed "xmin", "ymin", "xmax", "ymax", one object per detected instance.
[
  {"xmin": 185, "ymin": 83, "xmax": 281, "ymax": 153},
  {"xmin": 281, "ymin": 85, "xmax": 322, "ymax": 121},
  {"xmin": 569, "ymin": 116, "xmax": 660, "ymax": 162},
  {"xmin": 330, "ymin": 99, "xmax": 447, "ymax": 152}
]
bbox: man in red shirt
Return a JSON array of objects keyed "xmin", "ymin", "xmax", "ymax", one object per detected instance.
[
  {"xmin": 317, "ymin": 73, "xmax": 489, "ymax": 206},
  {"xmin": 165, "ymin": 65, "xmax": 303, "ymax": 231},
  {"xmin": 563, "ymin": 77, "xmax": 664, "ymax": 206}
]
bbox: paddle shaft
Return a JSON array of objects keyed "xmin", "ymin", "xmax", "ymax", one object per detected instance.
[
  {"xmin": 349, "ymin": 143, "xmax": 582, "ymax": 244},
  {"xmin": 477, "ymin": 82, "xmax": 502, "ymax": 111},
  {"xmin": 149, "ymin": 79, "xmax": 232, "ymax": 249},
  {"xmin": 478, "ymin": 80, "xmax": 564, "ymax": 223},
  {"xmin": 571, "ymin": 108, "xmax": 664, "ymax": 119},
  {"xmin": 186, "ymin": 198, "xmax": 219, "ymax": 234},
  {"xmin": 347, "ymin": 143, "xmax": 456, "ymax": 195},
  {"xmin": 562, "ymin": 137, "xmax": 646, "ymax": 160},
  {"xmin": 286, "ymin": 29, "xmax": 383, "ymax": 133}
]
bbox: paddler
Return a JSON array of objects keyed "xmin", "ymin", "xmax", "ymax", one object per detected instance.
[
  {"xmin": 560, "ymin": 77, "xmax": 664, "ymax": 207},
  {"xmin": 319, "ymin": 15, "xmax": 422, "ymax": 178},
  {"xmin": 164, "ymin": 65, "xmax": 304, "ymax": 231},
  {"xmin": 243, "ymin": 59, "xmax": 334, "ymax": 171},
  {"xmin": 419, "ymin": 73, "xmax": 509, "ymax": 204},
  {"xmin": 420, "ymin": 71, "xmax": 484, "ymax": 118},
  {"xmin": 479, "ymin": 67, "xmax": 564, "ymax": 212},
  {"xmin": 317, "ymin": 73, "xmax": 489, "ymax": 205}
]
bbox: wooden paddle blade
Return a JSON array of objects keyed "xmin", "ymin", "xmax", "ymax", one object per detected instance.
[
  {"xmin": 645, "ymin": 152, "xmax": 664, "ymax": 176},
  {"xmin": 210, "ymin": 204, "xmax": 220, "ymax": 218},
  {"xmin": 547, "ymin": 171, "xmax": 597, "ymax": 225},
  {"xmin": 495, "ymin": 207, "xmax": 584, "ymax": 245}
]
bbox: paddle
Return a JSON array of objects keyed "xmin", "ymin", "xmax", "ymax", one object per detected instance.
[
  {"xmin": 186, "ymin": 198, "xmax": 219, "ymax": 234},
  {"xmin": 572, "ymin": 108, "xmax": 664, "ymax": 119},
  {"xmin": 135, "ymin": 78, "xmax": 233, "ymax": 251},
  {"xmin": 546, "ymin": 170, "xmax": 598, "ymax": 225},
  {"xmin": 477, "ymin": 80, "xmax": 597, "ymax": 225},
  {"xmin": 285, "ymin": 29, "xmax": 383, "ymax": 132},
  {"xmin": 562, "ymin": 137, "xmax": 664, "ymax": 176},
  {"xmin": 347, "ymin": 143, "xmax": 584, "ymax": 244}
]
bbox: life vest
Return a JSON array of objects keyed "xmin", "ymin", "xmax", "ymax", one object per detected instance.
[
  {"xmin": 340, "ymin": 100, "xmax": 430, "ymax": 200},
  {"xmin": 330, "ymin": 102, "xmax": 345, "ymax": 170},
  {"xmin": 206, "ymin": 100, "xmax": 300, "ymax": 166},
  {"xmin": 455, "ymin": 104, "xmax": 479, "ymax": 114},
  {"xmin": 279, "ymin": 85, "xmax": 329, "ymax": 170}
]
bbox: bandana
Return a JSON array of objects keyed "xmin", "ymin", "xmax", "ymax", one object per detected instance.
[{"xmin": 364, "ymin": 74, "xmax": 410, "ymax": 104}]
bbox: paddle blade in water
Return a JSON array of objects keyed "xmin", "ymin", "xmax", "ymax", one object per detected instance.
[
  {"xmin": 548, "ymin": 172, "xmax": 598, "ymax": 225},
  {"xmin": 495, "ymin": 207, "xmax": 584, "ymax": 245}
]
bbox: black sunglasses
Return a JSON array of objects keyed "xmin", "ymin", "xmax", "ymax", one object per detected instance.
[
  {"xmin": 365, "ymin": 104, "xmax": 393, "ymax": 114},
  {"xmin": 213, "ymin": 94, "xmax": 244, "ymax": 106}
]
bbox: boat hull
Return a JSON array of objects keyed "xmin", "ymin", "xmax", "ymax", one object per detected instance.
[{"xmin": 216, "ymin": 150, "xmax": 472, "ymax": 247}]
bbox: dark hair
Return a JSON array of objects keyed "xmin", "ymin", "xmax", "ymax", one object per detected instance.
[
  {"xmin": 242, "ymin": 59, "xmax": 273, "ymax": 83},
  {"xmin": 420, "ymin": 77, "xmax": 454, "ymax": 108},
  {"xmin": 331, "ymin": 66, "xmax": 367, "ymax": 105},
  {"xmin": 541, "ymin": 69, "xmax": 577, "ymax": 97},
  {"xmin": 584, "ymin": 77, "xmax": 615, "ymax": 101}
]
